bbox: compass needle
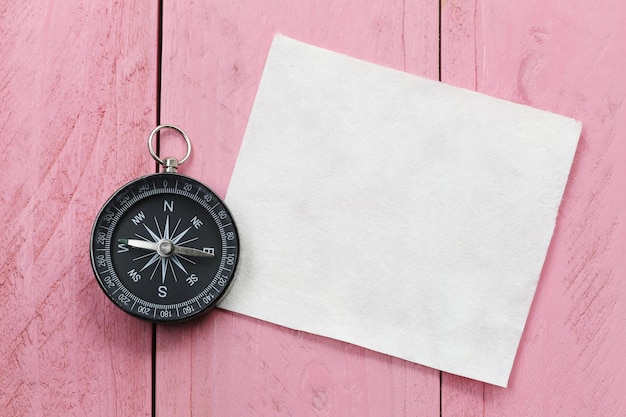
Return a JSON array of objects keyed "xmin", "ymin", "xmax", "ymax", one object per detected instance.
[
  {"xmin": 90, "ymin": 125, "xmax": 239, "ymax": 322},
  {"xmin": 122, "ymin": 239, "xmax": 159, "ymax": 251},
  {"xmin": 173, "ymin": 245, "xmax": 215, "ymax": 258}
]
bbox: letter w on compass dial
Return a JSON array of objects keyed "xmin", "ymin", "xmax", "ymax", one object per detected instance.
[{"xmin": 111, "ymin": 194, "xmax": 221, "ymax": 305}]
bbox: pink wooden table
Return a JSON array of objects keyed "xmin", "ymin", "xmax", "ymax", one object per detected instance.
[{"xmin": 2, "ymin": 1, "xmax": 625, "ymax": 415}]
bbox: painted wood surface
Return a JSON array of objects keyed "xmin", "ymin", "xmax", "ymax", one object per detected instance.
[
  {"xmin": 441, "ymin": 0, "xmax": 626, "ymax": 415},
  {"xmin": 156, "ymin": 1, "xmax": 441, "ymax": 416},
  {"xmin": 3, "ymin": 1, "xmax": 626, "ymax": 416},
  {"xmin": 0, "ymin": 1, "xmax": 158, "ymax": 416}
]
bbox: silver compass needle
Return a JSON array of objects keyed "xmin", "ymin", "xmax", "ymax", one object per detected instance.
[
  {"xmin": 119, "ymin": 239, "xmax": 158, "ymax": 251},
  {"xmin": 118, "ymin": 239, "xmax": 214, "ymax": 258},
  {"xmin": 173, "ymin": 245, "xmax": 214, "ymax": 258}
]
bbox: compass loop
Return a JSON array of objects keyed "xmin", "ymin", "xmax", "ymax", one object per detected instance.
[{"xmin": 148, "ymin": 124, "xmax": 192, "ymax": 170}]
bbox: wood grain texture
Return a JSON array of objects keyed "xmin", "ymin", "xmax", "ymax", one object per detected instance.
[
  {"xmin": 441, "ymin": 0, "xmax": 626, "ymax": 415},
  {"xmin": 156, "ymin": 1, "xmax": 440, "ymax": 415},
  {"xmin": 0, "ymin": 1, "xmax": 158, "ymax": 416},
  {"xmin": 4, "ymin": 0, "xmax": 625, "ymax": 415}
]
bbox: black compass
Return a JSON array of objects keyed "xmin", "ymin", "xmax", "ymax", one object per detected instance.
[{"xmin": 90, "ymin": 125, "xmax": 239, "ymax": 322}]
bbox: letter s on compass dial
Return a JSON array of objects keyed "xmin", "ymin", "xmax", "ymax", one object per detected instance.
[{"xmin": 90, "ymin": 172, "xmax": 239, "ymax": 322}]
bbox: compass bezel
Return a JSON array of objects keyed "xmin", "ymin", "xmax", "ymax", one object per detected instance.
[{"xmin": 90, "ymin": 172, "xmax": 239, "ymax": 323}]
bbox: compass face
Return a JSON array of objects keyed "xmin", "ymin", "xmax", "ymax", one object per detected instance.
[{"xmin": 90, "ymin": 173, "xmax": 239, "ymax": 322}]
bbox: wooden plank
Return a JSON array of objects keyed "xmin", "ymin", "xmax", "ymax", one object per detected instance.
[
  {"xmin": 157, "ymin": 1, "xmax": 440, "ymax": 415},
  {"xmin": 0, "ymin": 1, "xmax": 158, "ymax": 415},
  {"xmin": 441, "ymin": 1, "xmax": 626, "ymax": 415}
]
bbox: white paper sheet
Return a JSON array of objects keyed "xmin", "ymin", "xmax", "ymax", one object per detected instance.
[{"xmin": 221, "ymin": 35, "xmax": 581, "ymax": 387}]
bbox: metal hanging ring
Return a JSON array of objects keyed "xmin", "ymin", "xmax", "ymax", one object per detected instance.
[{"xmin": 148, "ymin": 124, "xmax": 192, "ymax": 167}]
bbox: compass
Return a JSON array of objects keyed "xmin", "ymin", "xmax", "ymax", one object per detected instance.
[{"xmin": 90, "ymin": 125, "xmax": 239, "ymax": 322}]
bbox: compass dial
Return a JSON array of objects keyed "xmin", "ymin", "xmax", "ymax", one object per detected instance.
[{"xmin": 90, "ymin": 173, "xmax": 239, "ymax": 322}]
